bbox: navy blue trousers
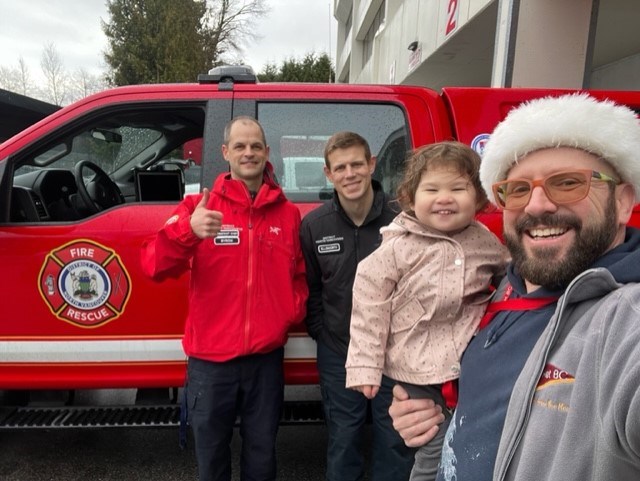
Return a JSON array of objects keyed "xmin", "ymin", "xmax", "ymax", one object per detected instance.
[
  {"xmin": 317, "ymin": 340, "xmax": 415, "ymax": 481},
  {"xmin": 185, "ymin": 348, "xmax": 284, "ymax": 481}
]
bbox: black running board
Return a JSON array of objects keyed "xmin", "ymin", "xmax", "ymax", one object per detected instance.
[{"xmin": 0, "ymin": 401, "xmax": 324, "ymax": 429}]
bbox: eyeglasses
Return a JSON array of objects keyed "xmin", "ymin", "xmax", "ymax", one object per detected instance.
[{"xmin": 492, "ymin": 170, "xmax": 619, "ymax": 210}]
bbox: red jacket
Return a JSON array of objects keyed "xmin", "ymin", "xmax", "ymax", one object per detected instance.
[{"xmin": 141, "ymin": 166, "xmax": 308, "ymax": 362}]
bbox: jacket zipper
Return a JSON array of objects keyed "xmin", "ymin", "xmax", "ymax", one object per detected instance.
[
  {"xmin": 494, "ymin": 272, "xmax": 596, "ymax": 480},
  {"xmin": 494, "ymin": 297, "xmax": 565, "ymax": 480},
  {"xmin": 354, "ymin": 227, "xmax": 360, "ymax": 261},
  {"xmin": 243, "ymin": 204, "xmax": 254, "ymax": 354}
]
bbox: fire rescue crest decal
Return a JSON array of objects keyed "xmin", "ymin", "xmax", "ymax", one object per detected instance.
[{"xmin": 38, "ymin": 239, "xmax": 131, "ymax": 328}]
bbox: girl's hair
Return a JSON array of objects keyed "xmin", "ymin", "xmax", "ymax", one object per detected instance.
[{"xmin": 396, "ymin": 141, "xmax": 488, "ymax": 214}]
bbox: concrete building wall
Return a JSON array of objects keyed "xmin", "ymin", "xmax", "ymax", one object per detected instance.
[
  {"xmin": 591, "ymin": 53, "xmax": 640, "ymax": 90},
  {"xmin": 333, "ymin": 0, "xmax": 640, "ymax": 90}
]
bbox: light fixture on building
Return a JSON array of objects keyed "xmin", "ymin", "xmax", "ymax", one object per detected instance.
[{"xmin": 408, "ymin": 41, "xmax": 419, "ymax": 52}]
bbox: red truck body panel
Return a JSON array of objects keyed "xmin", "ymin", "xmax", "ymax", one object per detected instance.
[{"xmin": 1, "ymin": 82, "xmax": 639, "ymax": 392}]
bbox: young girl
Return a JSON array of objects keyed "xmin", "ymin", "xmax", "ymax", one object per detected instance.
[{"xmin": 345, "ymin": 141, "xmax": 509, "ymax": 480}]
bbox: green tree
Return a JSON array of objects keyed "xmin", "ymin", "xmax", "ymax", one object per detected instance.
[
  {"xmin": 103, "ymin": 0, "xmax": 268, "ymax": 86},
  {"xmin": 258, "ymin": 53, "xmax": 334, "ymax": 83},
  {"xmin": 103, "ymin": 0, "xmax": 209, "ymax": 85},
  {"xmin": 257, "ymin": 63, "xmax": 280, "ymax": 82}
]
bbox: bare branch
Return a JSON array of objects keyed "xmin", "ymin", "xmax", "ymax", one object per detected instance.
[
  {"xmin": 68, "ymin": 68, "xmax": 107, "ymax": 103},
  {"xmin": 205, "ymin": 0, "xmax": 269, "ymax": 64},
  {"xmin": 17, "ymin": 57, "xmax": 32, "ymax": 96},
  {"xmin": 40, "ymin": 42, "xmax": 68, "ymax": 105}
]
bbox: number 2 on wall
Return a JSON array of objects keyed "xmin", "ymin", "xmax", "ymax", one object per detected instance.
[{"xmin": 446, "ymin": 0, "xmax": 458, "ymax": 36}]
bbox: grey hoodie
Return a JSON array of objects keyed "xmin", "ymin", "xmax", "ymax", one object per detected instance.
[{"xmin": 495, "ymin": 228, "xmax": 640, "ymax": 480}]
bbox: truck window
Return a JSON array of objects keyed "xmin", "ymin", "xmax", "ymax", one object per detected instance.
[
  {"xmin": 9, "ymin": 106, "xmax": 205, "ymax": 223},
  {"xmin": 258, "ymin": 102, "xmax": 409, "ymax": 202}
]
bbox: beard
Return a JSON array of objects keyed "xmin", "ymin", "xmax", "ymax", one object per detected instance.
[{"xmin": 504, "ymin": 195, "xmax": 617, "ymax": 290}]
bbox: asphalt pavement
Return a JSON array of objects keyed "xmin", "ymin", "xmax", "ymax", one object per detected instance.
[
  {"xmin": 0, "ymin": 424, "xmax": 329, "ymax": 480},
  {"xmin": 0, "ymin": 384, "xmax": 384, "ymax": 480},
  {"xmin": 0, "ymin": 386, "xmax": 331, "ymax": 480}
]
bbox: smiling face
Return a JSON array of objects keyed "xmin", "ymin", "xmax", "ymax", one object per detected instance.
[
  {"xmin": 221, "ymin": 118, "xmax": 269, "ymax": 191},
  {"xmin": 410, "ymin": 167, "xmax": 478, "ymax": 234},
  {"xmin": 324, "ymin": 144, "xmax": 375, "ymax": 203},
  {"xmin": 502, "ymin": 147, "xmax": 634, "ymax": 291}
]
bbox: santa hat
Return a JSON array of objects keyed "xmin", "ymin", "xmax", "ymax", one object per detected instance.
[{"xmin": 480, "ymin": 93, "xmax": 640, "ymax": 201}]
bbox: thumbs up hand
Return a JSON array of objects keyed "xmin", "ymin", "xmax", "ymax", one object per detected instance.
[{"xmin": 190, "ymin": 188, "xmax": 223, "ymax": 239}]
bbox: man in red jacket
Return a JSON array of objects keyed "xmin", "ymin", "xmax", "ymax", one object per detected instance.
[{"xmin": 141, "ymin": 116, "xmax": 308, "ymax": 481}]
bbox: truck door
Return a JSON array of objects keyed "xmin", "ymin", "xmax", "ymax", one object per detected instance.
[
  {"xmin": 227, "ymin": 88, "xmax": 436, "ymax": 383},
  {"xmin": 0, "ymin": 97, "xmax": 232, "ymax": 390}
]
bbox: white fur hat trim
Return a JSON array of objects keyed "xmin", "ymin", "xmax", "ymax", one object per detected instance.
[{"xmin": 480, "ymin": 93, "xmax": 640, "ymax": 201}]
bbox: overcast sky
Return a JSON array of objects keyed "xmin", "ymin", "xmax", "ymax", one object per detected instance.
[{"xmin": 0, "ymin": 0, "xmax": 336, "ymax": 82}]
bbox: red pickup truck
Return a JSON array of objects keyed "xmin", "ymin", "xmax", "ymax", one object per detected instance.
[{"xmin": 1, "ymin": 68, "xmax": 639, "ymax": 426}]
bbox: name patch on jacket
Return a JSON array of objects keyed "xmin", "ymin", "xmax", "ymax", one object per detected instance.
[
  {"xmin": 316, "ymin": 235, "xmax": 343, "ymax": 255},
  {"xmin": 214, "ymin": 228, "xmax": 240, "ymax": 246}
]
